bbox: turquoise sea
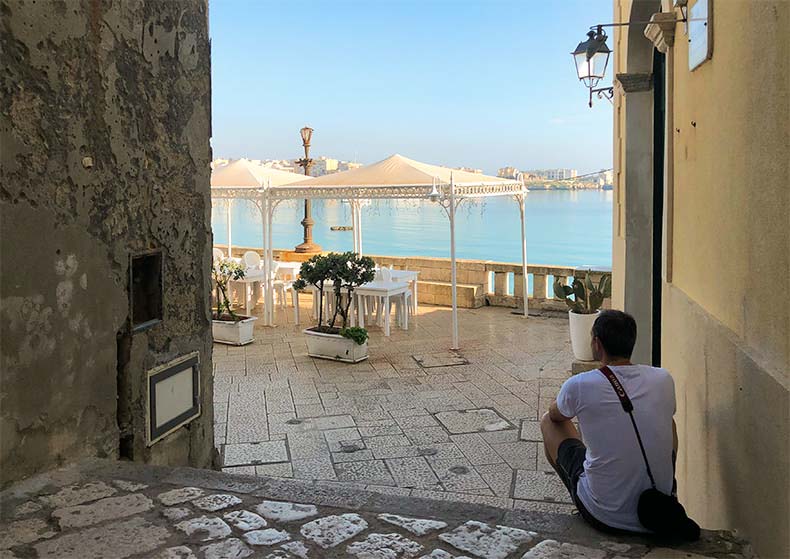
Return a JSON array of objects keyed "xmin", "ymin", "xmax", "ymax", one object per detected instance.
[{"xmin": 212, "ymin": 190, "xmax": 613, "ymax": 270}]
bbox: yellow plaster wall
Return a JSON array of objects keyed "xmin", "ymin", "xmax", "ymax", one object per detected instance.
[
  {"xmin": 669, "ymin": 1, "xmax": 789, "ymax": 375},
  {"xmin": 665, "ymin": 4, "xmax": 789, "ymax": 556},
  {"xmin": 614, "ymin": 1, "xmax": 789, "ymax": 556},
  {"xmin": 611, "ymin": 2, "xmax": 628, "ymax": 311}
]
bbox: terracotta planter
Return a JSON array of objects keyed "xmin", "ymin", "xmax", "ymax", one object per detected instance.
[
  {"xmin": 568, "ymin": 310, "xmax": 600, "ymax": 361},
  {"xmin": 212, "ymin": 315, "xmax": 257, "ymax": 346},
  {"xmin": 304, "ymin": 328, "xmax": 368, "ymax": 363}
]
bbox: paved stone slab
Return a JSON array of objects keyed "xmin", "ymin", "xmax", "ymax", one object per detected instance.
[
  {"xmin": 256, "ymin": 462, "xmax": 295, "ymax": 478},
  {"xmin": 419, "ymin": 551, "xmax": 473, "ymax": 559},
  {"xmin": 162, "ymin": 507, "xmax": 192, "ymax": 520},
  {"xmin": 34, "ymin": 517, "xmax": 169, "ymax": 559},
  {"xmin": 112, "ymin": 480, "xmax": 149, "ymax": 492},
  {"xmin": 52, "ymin": 493, "xmax": 153, "ymax": 528},
  {"xmin": 386, "ymin": 456, "xmax": 442, "ymax": 489},
  {"xmin": 335, "ymin": 460, "xmax": 396, "ymax": 486},
  {"xmin": 200, "ymin": 537, "xmax": 253, "ymax": 559},
  {"xmin": 300, "ymin": 513, "xmax": 368, "ymax": 548},
  {"xmin": 513, "ymin": 471, "xmax": 571, "ymax": 504},
  {"xmin": 243, "ymin": 528, "xmax": 291, "ymax": 546},
  {"xmin": 39, "ymin": 482, "xmax": 116, "ymax": 508},
  {"xmin": 157, "ymin": 487, "xmax": 205, "ymax": 506},
  {"xmin": 175, "ymin": 515, "xmax": 232, "ymax": 541},
  {"xmin": 154, "ymin": 546, "xmax": 197, "ymax": 559},
  {"xmin": 224, "ymin": 510, "xmax": 268, "ymax": 531},
  {"xmin": 0, "ymin": 518, "xmax": 56, "ymax": 549},
  {"xmin": 280, "ymin": 540, "xmax": 310, "ymax": 558},
  {"xmin": 347, "ymin": 532, "xmax": 424, "ymax": 558},
  {"xmin": 314, "ymin": 415, "xmax": 356, "ymax": 430},
  {"xmin": 12, "ymin": 500, "xmax": 43, "ymax": 517},
  {"xmin": 450, "ymin": 434, "xmax": 504, "ymax": 466},
  {"xmin": 520, "ymin": 540, "xmax": 606, "ymax": 559},
  {"xmin": 430, "ymin": 460, "xmax": 490, "ymax": 493},
  {"xmin": 192, "ymin": 493, "xmax": 243, "ymax": 512},
  {"xmin": 378, "ymin": 513, "xmax": 448, "ymax": 536},
  {"xmin": 224, "ymin": 441, "xmax": 288, "ymax": 466},
  {"xmin": 256, "ymin": 500, "xmax": 318, "ymax": 522},
  {"xmin": 439, "ymin": 521, "xmax": 536, "ymax": 559},
  {"xmin": 519, "ymin": 420, "xmax": 543, "ymax": 442},
  {"xmin": 435, "ymin": 409, "xmax": 511, "ymax": 435},
  {"xmin": 413, "ymin": 352, "xmax": 469, "ymax": 368}
]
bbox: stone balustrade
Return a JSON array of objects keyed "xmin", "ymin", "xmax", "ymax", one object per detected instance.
[{"xmin": 214, "ymin": 244, "xmax": 610, "ymax": 312}]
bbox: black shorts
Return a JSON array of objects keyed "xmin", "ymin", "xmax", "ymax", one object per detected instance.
[{"xmin": 555, "ymin": 438, "xmax": 634, "ymax": 536}]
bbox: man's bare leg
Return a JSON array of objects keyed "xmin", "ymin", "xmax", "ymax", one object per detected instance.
[{"xmin": 540, "ymin": 412, "xmax": 581, "ymax": 467}]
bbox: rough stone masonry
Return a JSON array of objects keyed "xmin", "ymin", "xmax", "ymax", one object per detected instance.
[
  {"xmin": 0, "ymin": 0, "xmax": 215, "ymax": 487},
  {"xmin": 0, "ymin": 460, "xmax": 754, "ymax": 559}
]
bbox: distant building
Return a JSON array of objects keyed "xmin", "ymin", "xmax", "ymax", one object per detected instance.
[
  {"xmin": 456, "ymin": 166, "xmax": 483, "ymax": 174},
  {"xmin": 497, "ymin": 166, "xmax": 520, "ymax": 179},
  {"xmin": 529, "ymin": 168, "xmax": 578, "ymax": 180},
  {"xmin": 311, "ymin": 156, "xmax": 339, "ymax": 177},
  {"xmin": 338, "ymin": 161, "xmax": 362, "ymax": 172}
]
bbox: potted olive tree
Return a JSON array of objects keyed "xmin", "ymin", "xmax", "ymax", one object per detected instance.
[
  {"xmin": 212, "ymin": 258, "xmax": 258, "ymax": 345},
  {"xmin": 554, "ymin": 273, "xmax": 612, "ymax": 361},
  {"xmin": 293, "ymin": 252, "xmax": 375, "ymax": 362}
]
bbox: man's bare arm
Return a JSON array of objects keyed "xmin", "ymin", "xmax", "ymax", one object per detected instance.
[{"xmin": 548, "ymin": 400, "xmax": 573, "ymax": 423}]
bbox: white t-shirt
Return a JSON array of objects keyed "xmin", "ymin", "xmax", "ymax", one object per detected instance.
[{"xmin": 556, "ymin": 364, "xmax": 676, "ymax": 532}]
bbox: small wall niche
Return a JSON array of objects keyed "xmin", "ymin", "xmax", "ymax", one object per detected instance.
[{"xmin": 130, "ymin": 250, "xmax": 163, "ymax": 332}]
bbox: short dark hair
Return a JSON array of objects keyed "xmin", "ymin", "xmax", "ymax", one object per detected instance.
[{"xmin": 592, "ymin": 310, "xmax": 637, "ymax": 358}]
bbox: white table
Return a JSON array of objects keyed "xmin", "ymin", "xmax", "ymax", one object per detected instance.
[
  {"xmin": 355, "ymin": 281, "xmax": 411, "ymax": 336},
  {"xmin": 231, "ymin": 269, "xmax": 266, "ymax": 316},
  {"xmin": 386, "ymin": 269, "xmax": 419, "ymax": 313},
  {"xmin": 274, "ymin": 261, "xmax": 302, "ymax": 280},
  {"xmin": 304, "ymin": 281, "xmax": 410, "ymax": 336}
]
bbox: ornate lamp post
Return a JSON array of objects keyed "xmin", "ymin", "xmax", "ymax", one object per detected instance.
[
  {"xmin": 571, "ymin": 26, "xmax": 613, "ymax": 107},
  {"xmin": 294, "ymin": 126, "xmax": 321, "ymax": 253}
]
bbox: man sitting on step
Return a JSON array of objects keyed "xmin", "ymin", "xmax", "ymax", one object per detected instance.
[{"xmin": 540, "ymin": 309, "xmax": 679, "ymax": 535}]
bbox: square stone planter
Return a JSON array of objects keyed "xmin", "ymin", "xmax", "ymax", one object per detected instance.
[
  {"xmin": 304, "ymin": 328, "xmax": 368, "ymax": 363},
  {"xmin": 212, "ymin": 315, "xmax": 257, "ymax": 346}
]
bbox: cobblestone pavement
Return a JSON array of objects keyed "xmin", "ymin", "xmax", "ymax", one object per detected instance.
[
  {"xmin": 0, "ymin": 460, "xmax": 752, "ymax": 558},
  {"xmin": 214, "ymin": 303, "xmax": 579, "ymax": 514}
]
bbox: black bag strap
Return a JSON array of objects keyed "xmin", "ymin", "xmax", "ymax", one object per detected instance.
[{"xmin": 599, "ymin": 366, "xmax": 657, "ymax": 489}]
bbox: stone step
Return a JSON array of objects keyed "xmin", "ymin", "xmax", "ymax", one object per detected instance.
[
  {"xmin": 418, "ymin": 280, "xmax": 485, "ymax": 308},
  {"xmin": 0, "ymin": 459, "xmax": 753, "ymax": 559}
]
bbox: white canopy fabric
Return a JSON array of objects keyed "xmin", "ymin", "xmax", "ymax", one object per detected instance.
[
  {"xmin": 211, "ymin": 159, "xmax": 309, "ymax": 258},
  {"xmin": 288, "ymin": 154, "xmax": 515, "ymax": 188},
  {"xmin": 211, "ymin": 158, "xmax": 307, "ymax": 188},
  {"xmin": 210, "ymin": 154, "xmax": 529, "ymax": 350}
]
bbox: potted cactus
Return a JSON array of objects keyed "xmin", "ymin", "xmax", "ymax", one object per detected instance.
[
  {"xmin": 212, "ymin": 258, "xmax": 258, "ymax": 345},
  {"xmin": 554, "ymin": 272, "xmax": 612, "ymax": 361},
  {"xmin": 293, "ymin": 252, "xmax": 375, "ymax": 363}
]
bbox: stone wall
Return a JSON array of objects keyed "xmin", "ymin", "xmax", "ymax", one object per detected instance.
[
  {"xmin": 0, "ymin": 0, "xmax": 215, "ymax": 487},
  {"xmin": 218, "ymin": 245, "xmax": 609, "ymax": 312}
]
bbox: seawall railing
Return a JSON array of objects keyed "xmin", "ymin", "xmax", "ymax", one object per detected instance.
[{"xmin": 215, "ymin": 244, "xmax": 610, "ymax": 312}]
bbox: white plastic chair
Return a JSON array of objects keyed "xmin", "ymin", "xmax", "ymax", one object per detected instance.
[
  {"xmin": 243, "ymin": 251, "xmax": 262, "ymax": 270},
  {"xmin": 213, "ymin": 248, "xmax": 224, "ymax": 261}
]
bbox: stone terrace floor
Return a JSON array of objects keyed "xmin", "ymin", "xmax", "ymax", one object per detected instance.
[
  {"xmin": 0, "ymin": 460, "xmax": 751, "ymax": 558},
  {"xmin": 213, "ymin": 299, "xmax": 580, "ymax": 513}
]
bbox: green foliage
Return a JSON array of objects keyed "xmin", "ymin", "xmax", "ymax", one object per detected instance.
[
  {"xmin": 340, "ymin": 326, "xmax": 369, "ymax": 346},
  {"xmin": 293, "ymin": 252, "xmax": 376, "ymax": 332},
  {"xmin": 553, "ymin": 271, "xmax": 612, "ymax": 314},
  {"xmin": 212, "ymin": 259, "xmax": 246, "ymax": 320}
]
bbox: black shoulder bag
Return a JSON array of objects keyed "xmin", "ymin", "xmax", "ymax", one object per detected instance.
[{"xmin": 599, "ymin": 366, "xmax": 700, "ymax": 541}]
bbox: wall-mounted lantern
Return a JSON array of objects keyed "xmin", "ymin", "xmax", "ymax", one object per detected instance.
[{"xmin": 571, "ymin": 26, "xmax": 614, "ymax": 107}]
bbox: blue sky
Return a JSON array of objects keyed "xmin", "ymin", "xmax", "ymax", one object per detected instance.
[{"xmin": 210, "ymin": 0, "xmax": 614, "ymax": 175}]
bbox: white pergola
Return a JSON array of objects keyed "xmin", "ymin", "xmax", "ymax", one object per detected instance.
[
  {"xmin": 210, "ymin": 158, "xmax": 311, "ymax": 257},
  {"xmin": 211, "ymin": 154, "xmax": 529, "ymax": 350}
]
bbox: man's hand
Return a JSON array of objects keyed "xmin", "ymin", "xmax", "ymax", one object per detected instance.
[{"xmin": 548, "ymin": 400, "xmax": 573, "ymax": 423}]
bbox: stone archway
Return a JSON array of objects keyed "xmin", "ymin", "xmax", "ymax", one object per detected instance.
[{"xmin": 613, "ymin": 0, "xmax": 662, "ymax": 365}]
